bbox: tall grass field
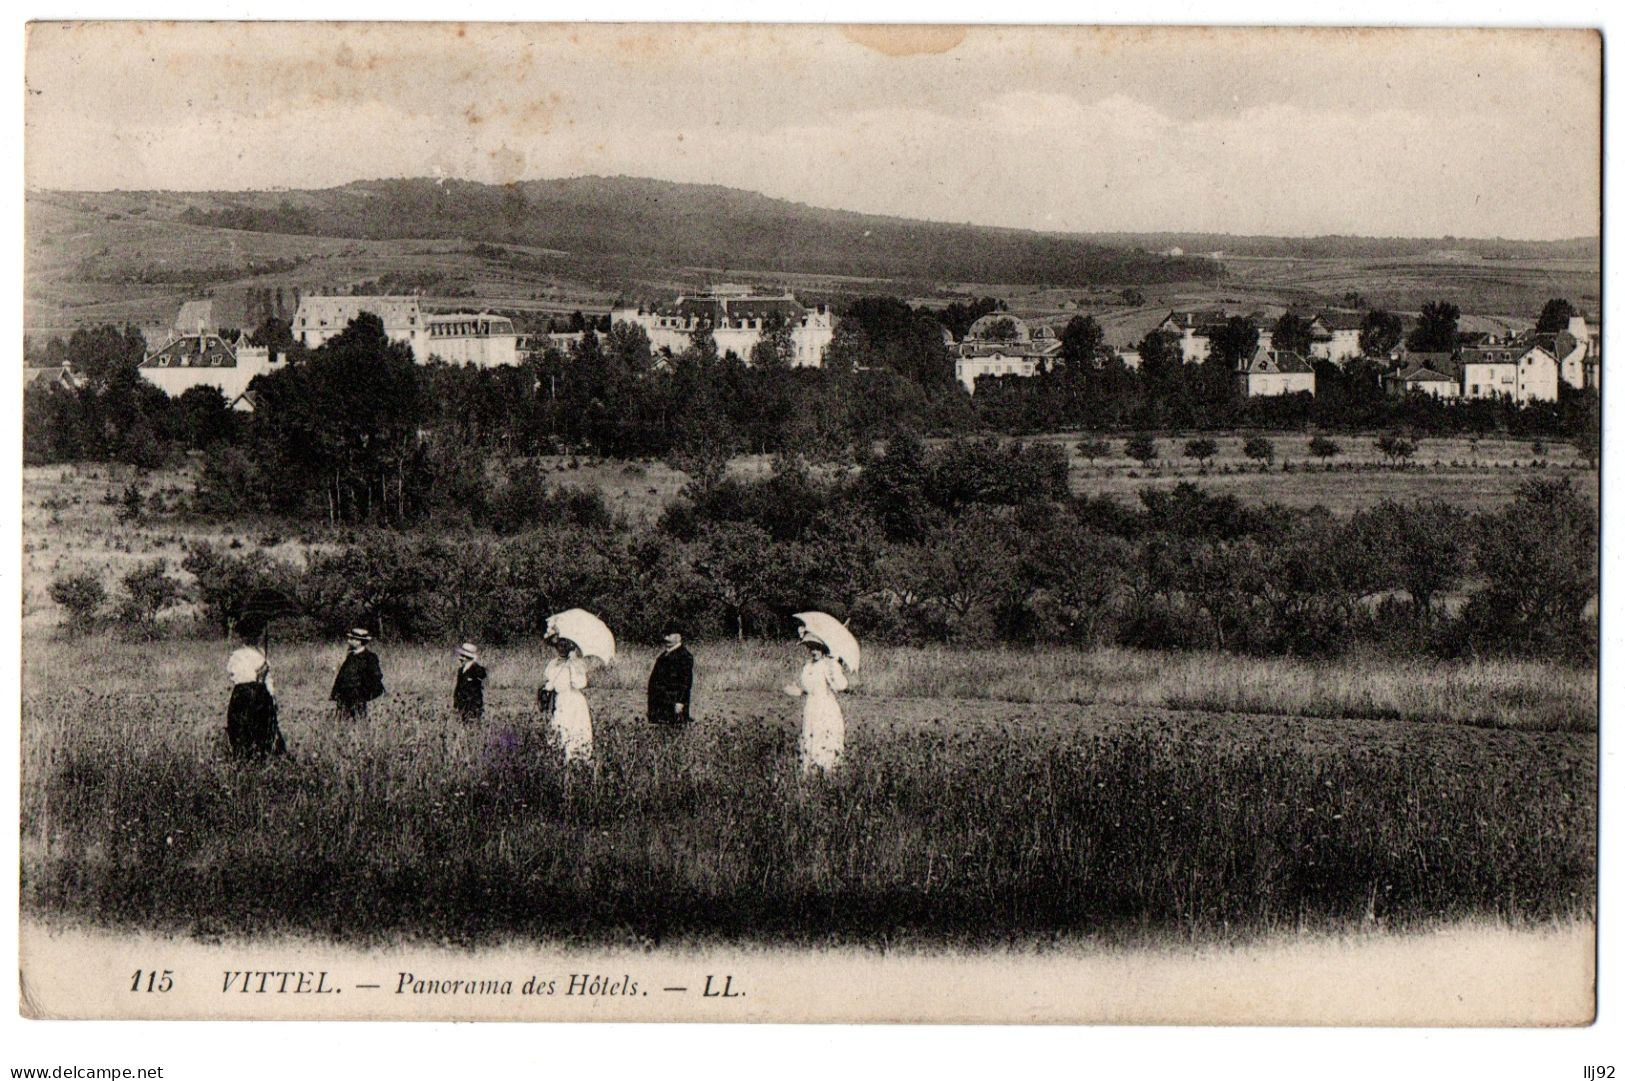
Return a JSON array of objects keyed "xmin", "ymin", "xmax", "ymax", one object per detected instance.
[{"xmin": 21, "ymin": 637, "xmax": 1596, "ymax": 948}]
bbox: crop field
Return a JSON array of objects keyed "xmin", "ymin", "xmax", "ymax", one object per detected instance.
[
  {"xmin": 20, "ymin": 636, "xmax": 1597, "ymax": 948},
  {"xmin": 995, "ymin": 253, "xmax": 1597, "ymax": 341},
  {"xmin": 1046, "ymin": 433, "xmax": 1596, "ymax": 513}
]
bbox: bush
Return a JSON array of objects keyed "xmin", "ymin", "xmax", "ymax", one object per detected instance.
[
  {"xmin": 183, "ymin": 543, "xmax": 303, "ymax": 636},
  {"xmin": 1375, "ymin": 434, "xmax": 1418, "ymax": 466},
  {"xmin": 482, "ymin": 460, "xmax": 615, "ymax": 534},
  {"xmin": 1308, "ymin": 435, "xmax": 1341, "ymax": 461},
  {"xmin": 48, "ymin": 573, "xmax": 106, "ymax": 635},
  {"xmin": 1075, "ymin": 437, "xmax": 1113, "ymax": 464},
  {"xmin": 115, "ymin": 483, "xmax": 144, "ymax": 523},
  {"xmin": 194, "ymin": 445, "xmax": 282, "ymax": 517},
  {"xmin": 1124, "ymin": 435, "xmax": 1158, "ymax": 467},
  {"xmin": 1463, "ymin": 479, "xmax": 1597, "ymax": 659},
  {"xmin": 115, "ymin": 561, "xmax": 185, "ymax": 634},
  {"xmin": 927, "ymin": 438, "xmax": 1070, "ymax": 511},
  {"xmin": 151, "ymin": 450, "xmax": 1601, "ymax": 664}
]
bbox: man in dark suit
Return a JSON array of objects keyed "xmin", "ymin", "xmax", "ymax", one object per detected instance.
[
  {"xmin": 453, "ymin": 642, "xmax": 488, "ymax": 723},
  {"xmin": 331, "ymin": 628, "xmax": 385, "ymax": 720},
  {"xmin": 647, "ymin": 625, "xmax": 694, "ymax": 726}
]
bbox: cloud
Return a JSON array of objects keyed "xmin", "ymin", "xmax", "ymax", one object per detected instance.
[{"xmin": 24, "ymin": 24, "xmax": 1599, "ymax": 239}]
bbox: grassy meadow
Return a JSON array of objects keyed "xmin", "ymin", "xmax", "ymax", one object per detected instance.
[
  {"xmin": 19, "ymin": 447, "xmax": 1599, "ymax": 948},
  {"xmin": 21, "ymin": 635, "xmax": 1597, "ymax": 948}
]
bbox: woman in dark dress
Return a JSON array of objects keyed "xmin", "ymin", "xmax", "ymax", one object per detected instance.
[{"xmin": 226, "ymin": 638, "xmax": 283, "ymax": 758}]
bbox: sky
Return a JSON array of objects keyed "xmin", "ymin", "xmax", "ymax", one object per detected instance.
[{"xmin": 24, "ymin": 22, "xmax": 1602, "ymax": 240}]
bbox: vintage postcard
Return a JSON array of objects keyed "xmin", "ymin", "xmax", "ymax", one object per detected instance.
[{"xmin": 16, "ymin": 20, "xmax": 1600, "ymax": 1033}]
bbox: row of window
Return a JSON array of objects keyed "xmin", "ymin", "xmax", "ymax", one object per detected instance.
[{"xmin": 429, "ymin": 321, "xmax": 515, "ymax": 337}]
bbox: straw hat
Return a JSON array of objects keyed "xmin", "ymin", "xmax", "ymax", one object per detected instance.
[
  {"xmin": 346, "ymin": 628, "xmax": 372, "ymax": 643},
  {"xmin": 457, "ymin": 642, "xmax": 479, "ymax": 661}
]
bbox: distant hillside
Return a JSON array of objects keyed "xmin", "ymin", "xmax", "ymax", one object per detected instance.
[
  {"xmin": 1077, "ymin": 230, "xmax": 1599, "ymax": 261},
  {"xmin": 35, "ymin": 177, "xmax": 1225, "ymax": 289}
]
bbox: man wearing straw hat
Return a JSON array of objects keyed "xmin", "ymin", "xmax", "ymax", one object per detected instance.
[
  {"xmin": 453, "ymin": 642, "xmax": 488, "ymax": 723},
  {"xmin": 330, "ymin": 627, "xmax": 385, "ymax": 720}
]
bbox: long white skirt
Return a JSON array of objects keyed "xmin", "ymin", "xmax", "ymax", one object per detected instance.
[
  {"xmin": 550, "ymin": 690, "xmax": 594, "ymax": 763},
  {"xmin": 799, "ymin": 694, "xmax": 845, "ymax": 775}
]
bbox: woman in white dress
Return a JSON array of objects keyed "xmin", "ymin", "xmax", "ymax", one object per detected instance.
[
  {"xmin": 784, "ymin": 632, "xmax": 849, "ymax": 776},
  {"xmin": 541, "ymin": 636, "xmax": 594, "ymax": 764}
]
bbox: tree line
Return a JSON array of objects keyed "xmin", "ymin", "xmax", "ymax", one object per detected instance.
[{"xmin": 23, "ymin": 295, "xmax": 1599, "ymax": 497}]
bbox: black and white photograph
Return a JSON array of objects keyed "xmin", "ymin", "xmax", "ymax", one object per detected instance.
[{"xmin": 8, "ymin": 13, "xmax": 1609, "ymax": 1064}]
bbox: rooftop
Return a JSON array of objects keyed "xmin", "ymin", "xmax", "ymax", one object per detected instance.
[{"xmin": 1237, "ymin": 347, "xmax": 1313, "ymax": 375}]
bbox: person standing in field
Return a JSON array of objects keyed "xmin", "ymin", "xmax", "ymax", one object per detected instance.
[
  {"xmin": 453, "ymin": 642, "xmax": 488, "ymax": 723},
  {"xmin": 784, "ymin": 631, "xmax": 848, "ymax": 776},
  {"xmin": 541, "ymin": 635, "xmax": 594, "ymax": 764},
  {"xmin": 330, "ymin": 627, "xmax": 385, "ymax": 720},
  {"xmin": 226, "ymin": 632, "xmax": 283, "ymax": 757},
  {"xmin": 646, "ymin": 625, "xmax": 694, "ymax": 726}
]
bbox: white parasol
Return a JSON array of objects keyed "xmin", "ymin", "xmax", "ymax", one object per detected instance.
[
  {"xmin": 546, "ymin": 608, "xmax": 617, "ymax": 663},
  {"xmin": 793, "ymin": 611, "xmax": 861, "ymax": 672}
]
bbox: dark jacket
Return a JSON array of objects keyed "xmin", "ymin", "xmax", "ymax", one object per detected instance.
[
  {"xmin": 331, "ymin": 648, "xmax": 385, "ymax": 708},
  {"xmin": 647, "ymin": 644, "xmax": 694, "ymax": 724},
  {"xmin": 454, "ymin": 661, "xmax": 488, "ymax": 718}
]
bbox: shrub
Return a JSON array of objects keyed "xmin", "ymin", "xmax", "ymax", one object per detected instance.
[
  {"xmin": 1124, "ymin": 435, "xmax": 1158, "ymax": 467},
  {"xmin": 115, "ymin": 560, "xmax": 185, "ymax": 634},
  {"xmin": 117, "ymin": 481, "xmax": 145, "ymax": 520},
  {"xmin": 1464, "ymin": 479, "xmax": 1597, "ymax": 659},
  {"xmin": 1243, "ymin": 436, "xmax": 1275, "ymax": 468},
  {"xmin": 1573, "ymin": 427, "xmax": 1600, "ymax": 468},
  {"xmin": 1183, "ymin": 437, "xmax": 1218, "ymax": 469},
  {"xmin": 927, "ymin": 437, "xmax": 1070, "ymax": 510},
  {"xmin": 183, "ymin": 543, "xmax": 303, "ymax": 636},
  {"xmin": 485, "ymin": 459, "xmax": 614, "ymax": 533},
  {"xmin": 194, "ymin": 445, "xmax": 281, "ymax": 517},
  {"xmin": 48, "ymin": 573, "xmax": 106, "ymax": 635},
  {"xmin": 1076, "ymin": 437, "xmax": 1112, "ymax": 464},
  {"xmin": 1308, "ymin": 435, "xmax": 1341, "ymax": 461},
  {"xmin": 1375, "ymin": 434, "xmax": 1418, "ymax": 466}
]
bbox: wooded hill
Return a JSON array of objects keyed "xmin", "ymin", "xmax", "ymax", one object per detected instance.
[{"xmin": 38, "ymin": 176, "xmax": 1226, "ymax": 289}]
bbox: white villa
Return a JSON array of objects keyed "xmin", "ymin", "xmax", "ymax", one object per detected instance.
[
  {"xmin": 611, "ymin": 285, "xmax": 834, "ymax": 368},
  {"xmin": 1459, "ymin": 345, "xmax": 1559, "ymax": 404},
  {"xmin": 138, "ymin": 332, "xmax": 280, "ymax": 409},
  {"xmin": 424, "ymin": 312, "xmax": 519, "ymax": 368},
  {"xmin": 293, "ymin": 295, "xmax": 519, "ymax": 367},
  {"xmin": 1312, "ymin": 312, "xmax": 1366, "ymax": 365},
  {"xmin": 953, "ymin": 313, "xmax": 1063, "ymax": 393},
  {"xmin": 1235, "ymin": 347, "xmax": 1315, "ymax": 397}
]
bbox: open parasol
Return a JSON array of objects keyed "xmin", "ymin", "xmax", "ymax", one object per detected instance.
[
  {"xmin": 793, "ymin": 611, "xmax": 860, "ymax": 672},
  {"xmin": 546, "ymin": 608, "xmax": 617, "ymax": 663},
  {"xmin": 230, "ymin": 587, "xmax": 301, "ymax": 660}
]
